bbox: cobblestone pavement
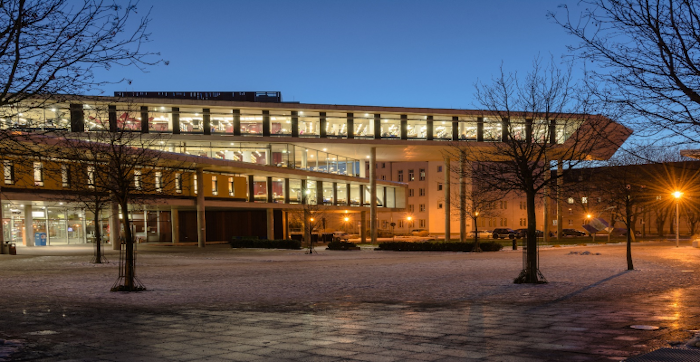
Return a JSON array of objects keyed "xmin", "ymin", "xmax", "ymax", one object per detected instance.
[{"xmin": 1, "ymin": 241, "xmax": 700, "ymax": 361}]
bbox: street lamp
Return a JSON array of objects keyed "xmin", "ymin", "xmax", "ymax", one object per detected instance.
[
  {"xmin": 673, "ymin": 191, "xmax": 682, "ymax": 247},
  {"xmin": 586, "ymin": 214, "xmax": 595, "ymax": 242}
]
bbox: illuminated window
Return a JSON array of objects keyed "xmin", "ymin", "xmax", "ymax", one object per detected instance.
[
  {"xmin": 61, "ymin": 164, "xmax": 70, "ymax": 188},
  {"xmin": 211, "ymin": 176, "xmax": 218, "ymax": 196},
  {"xmin": 582, "ymin": 197, "xmax": 588, "ymax": 204},
  {"xmin": 228, "ymin": 177, "xmax": 234, "ymax": 196},
  {"xmin": 134, "ymin": 170, "xmax": 142, "ymax": 190},
  {"xmin": 419, "ymin": 169, "xmax": 426, "ymax": 181},
  {"xmin": 408, "ymin": 169, "xmax": 415, "ymax": 181},
  {"xmin": 155, "ymin": 171, "xmax": 163, "ymax": 192},
  {"xmin": 194, "ymin": 174, "xmax": 198, "ymax": 195},
  {"xmin": 175, "ymin": 173, "xmax": 182, "ymax": 194},
  {"xmin": 87, "ymin": 166, "xmax": 95, "ymax": 189},
  {"xmin": 567, "ymin": 197, "xmax": 575, "ymax": 204},
  {"xmin": 33, "ymin": 162, "xmax": 43, "ymax": 186},
  {"xmin": 3, "ymin": 161, "xmax": 13, "ymax": 185}
]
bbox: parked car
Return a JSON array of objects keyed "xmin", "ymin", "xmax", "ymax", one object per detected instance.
[
  {"xmin": 411, "ymin": 229, "xmax": 429, "ymax": 236},
  {"xmin": 332, "ymin": 231, "xmax": 350, "ymax": 242},
  {"xmin": 513, "ymin": 229, "xmax": 544, "ymax": 239},
  {"xmin": 561, "ymin": 228, "xmax": 586, "ymax": 237},
  {"xmin": 492, "ymin": 228, "xmax": 517, "ymax": 239},
  {"xmin": 468, "ymin": 230, "xmax": 492, "ymax": 239}
]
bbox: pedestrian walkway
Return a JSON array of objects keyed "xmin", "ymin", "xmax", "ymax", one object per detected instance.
[{"xmin": 1, "ymin": 242, "xmax": 699, "ymax": 361}]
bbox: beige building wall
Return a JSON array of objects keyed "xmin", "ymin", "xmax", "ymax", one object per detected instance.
[{"xmin": 375, "ymin": 161, "xmax": 548, "ymax": 235}]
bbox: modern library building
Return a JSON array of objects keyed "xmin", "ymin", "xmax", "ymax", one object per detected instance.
[{"xmin": 0, "ymin": 91, "xmax": 629, "ymax": 249}]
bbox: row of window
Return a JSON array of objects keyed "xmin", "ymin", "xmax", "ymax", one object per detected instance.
[
  {"xmin": 390, "ymin": 219, "xmax": 426, "ymax": 228},
  {"xmin": 396, "ymin": 169, "xmax": 427, "ymax": 182},
  {"xmin": 2, "ymin": 160, "xmax": 219, "ymax": 196},
  {"xmin": 477, "ymin": 218, "xmax": 509, "ymax": 227},
  {"xmin": 407, "ymin": 188, "xmax": 427, "ymax": 197}
]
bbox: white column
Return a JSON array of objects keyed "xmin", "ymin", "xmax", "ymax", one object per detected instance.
[
  {"xmin": 196, "ymin": 168, "xmax": 206, "ymax": 248},
  {"xmin": 444, "ymin": 157, "xmax": 451, "ymax": 242},
  {"xmin": 543, "ymin": 160, "xmax": 550, "ymax": 244},
  {"xmin": 110, "ymin": 202, "xmax": 120, "ymax": 250},
  {"xmin": 459, "ymin": 152, "xmax": 467, "ymax": 242},
  {"xmin": 557, "ymin": 161, "xmax": 563, "ymax": 240},
  {"xmin": 369, "ymin": 147, "xmax": 377, "ymax": 244},
  {"xmin": 267, "ymin": 208, "xmax": 274, "ymax": 240},
  {"xmin": 359, "ymin": 159, "xmax": 367, "ymax": 178},
  {"xmin": 171, "ymin": 207, "xmax": 179, "ymax": 243},
  {"xmin": 24, "ymin": 205, "xmax": 34, "ymax": 246}
]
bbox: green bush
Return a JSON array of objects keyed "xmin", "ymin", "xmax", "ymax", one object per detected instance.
[
  {"xmin": 376, "ymin": 241, "xmax": 503, "ymax": 252},
  {"xmin": 230, "ymin": 238, "xmax": 301, "ymax": 249},
  {"xmin": 327, "ymin": 241, "xmax": 359, "ymax": 250}
]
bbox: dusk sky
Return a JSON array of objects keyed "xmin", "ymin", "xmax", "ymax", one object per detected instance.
[{"xmin": 98, "ymin": 0, "xmax": 584, "ymax": 109}]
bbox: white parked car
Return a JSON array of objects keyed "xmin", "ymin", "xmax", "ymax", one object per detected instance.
[{"xmin": 468, "ymin": 230, "xmax": 492, "ymax": 239}]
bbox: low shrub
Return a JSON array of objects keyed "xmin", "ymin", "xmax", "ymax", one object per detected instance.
[
  {"xmin": 327, "ymin": 241, "xmax": 359, "ymax": 250},
  {"xmin": 230, "ymin": 238, "xmax": 301, "ymax": 249},
  {"xmin": 376, "ymin": 241, "xmax": 503, "ymax": 252}
]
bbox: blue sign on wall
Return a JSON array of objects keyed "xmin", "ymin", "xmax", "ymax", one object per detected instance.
[{"xmin": 35, "ymin": 232, "xmax": 47, "ymax": 246}]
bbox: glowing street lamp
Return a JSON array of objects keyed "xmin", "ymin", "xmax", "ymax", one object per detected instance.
[{"xmin": 673, "ymin": 191, "xmax": 682, "ymax": 247}]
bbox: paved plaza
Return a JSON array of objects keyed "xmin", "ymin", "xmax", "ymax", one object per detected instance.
[{"xmin": 1, "ymin": 241, "xmax": 699, "ymax": 361}]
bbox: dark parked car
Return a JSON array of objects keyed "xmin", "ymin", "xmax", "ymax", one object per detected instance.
[
  {"xmin": 561, "ymin": 228, "xmax": 586, "ymax": 237},
  {"xmin": 492, "ymin": 228, "xmax": 516, "ymax": 239},
  {"xmin": 513, "ymin": 229, "xmax": 544, "ymax": 239}
]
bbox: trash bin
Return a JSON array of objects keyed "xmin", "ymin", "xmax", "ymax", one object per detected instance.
[{"xmin": 8, "ymin": 242, "xmax": 16, "ymax": 255}]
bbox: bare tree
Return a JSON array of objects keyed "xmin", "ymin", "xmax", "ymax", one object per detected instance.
[
  {"xmin": 287, "ymin": 187, "xmax": 330, "ymax": 254},
  {"xmin": 0, "ymin": 0, "xmax": 160, "ymax": 108},
  {"xmin": 443, "ymin": 161, "xmax": 503, "ymax": 251},
  {"xmin": 51, "ymin": 108, "xmax": 191, "ymax": 290},
  {"xmin": 448, "ymin": 58, "xmax": 629, "ymax": 284},
  {"xmin": 551, "ymin": 0, "xmax": 700, "ymax": 144},
  {"xmin": 0, "ymin": 0, "xmax": 161, "ymax": 254}
]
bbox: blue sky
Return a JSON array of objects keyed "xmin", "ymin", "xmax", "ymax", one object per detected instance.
[{"xmin": 97, "ymin": 0, "xmax": 583, "ymax": 109}]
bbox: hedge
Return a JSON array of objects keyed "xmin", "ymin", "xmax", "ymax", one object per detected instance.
[
  {"xmin": 327, "ymin": 241, "xmax": 359, "ymax": 250},
  {"xmin": 376, "ymin": 241, "xmax": 503, "ymax": 252},
  {"xmin": 230, "ymin": 238, "xmax": 302, "ymax": 249}
]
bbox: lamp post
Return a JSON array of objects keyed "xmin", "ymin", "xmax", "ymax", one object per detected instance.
[
  {"xmin": 673, "ymin": 191, "xmax": 682, "ymax": 247},
  {"xmin": 586, "ymin": 214, "xmax": 595, "ymax": 243}
]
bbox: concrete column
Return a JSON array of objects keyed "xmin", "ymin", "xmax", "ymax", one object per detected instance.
[
  {"xmin": 196, "ymin": 168, "xmax": 206, "ymax": 248},
  {"xmin": 370, "ymin": 147, "xmax": 377, "ymax": 244},
  {"xmin": 359, "ymin": 159, "xmax": 366, "ymax": 178},
  {"xmin": 0, "ymin": 197, "xmax": 5, "ymax": 254},
  {"xmin": 267, "ymin": 209, "xmax": 274, "ymax": 240},
  {"xmin": 557, "ymin": 161, "xmax": 563, "ymax": 240},
  {"xmin": 543, "ymin": 161, "xmax": 550, "ymax": 244},
  {"xmin": 301, "ymin": 150, "xmax": 308, "ymax": 169},
  {"xmin": 444, "ymin": 157, "xmax": 451, "ymax": 242},
  {"xmin": 360, "ymin": 211, "xmax": 367, "ymax": 243},
  {"xmin": 171, "ymin": 207, "xmax": 179, "ymax": 244},
  {"xmin": 110, "ymin": 202, "xmax": 120, "ymax": 250},
  {"xmin": 283, "ymin": 211, "xmax": 289, "ymax": 240},
  {"xmin": 459, "ymin": 152, "xmax": 467, "ymax": 242},
  {"xmin": 24, "ymin": 205, "xmax": 34, "ymax": 246}
]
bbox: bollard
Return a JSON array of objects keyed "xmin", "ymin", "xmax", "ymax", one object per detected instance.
[
  {"xmin": 9, "ymin": 242, "xmax": 16, "ymax": 255},
  {"xmin": 512, "ymin": 239, "xmax": 517, "ymax": 251}
]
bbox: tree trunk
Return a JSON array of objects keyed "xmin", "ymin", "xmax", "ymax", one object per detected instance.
[
  {"xmin": 120, "ymin": 200, "xmax": 135, "ymax": 289},
  {"xmin": 472, "ymin": 216, "xmax": 481, "ymax": 252},
  {"xmin": 515, "ymin": 190, "xmax": 544, "ymax": 283},
  {"xmin": 626, "ymin": 201, "xmax": 634, "ymax": 270},
  {"xmin": 93, "ymin": 207, "xmax": 102, "ymax": 264}
]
